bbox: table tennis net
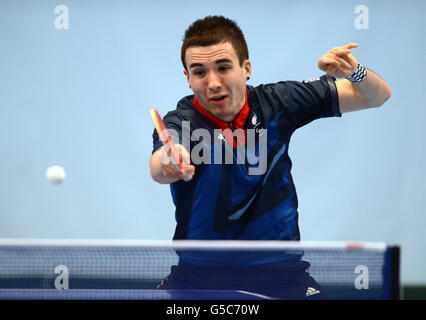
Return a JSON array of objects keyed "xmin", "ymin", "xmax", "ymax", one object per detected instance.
[{"xmin": 0, "ymin": 240, "xmax": 399, "ymax": 299}]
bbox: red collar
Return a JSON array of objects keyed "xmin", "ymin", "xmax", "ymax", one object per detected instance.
[
  {"xmin": 192, "ymin": 91, "xmax": 250, "ymax": 131},
  {"xmin": 193, "ymin": 92, "xmax": 250, "ymax": 147}
]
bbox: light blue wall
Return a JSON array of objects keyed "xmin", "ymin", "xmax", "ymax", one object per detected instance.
[{"xmin": 0, "ymin": 0, "xmax": 425, "ymax": 284}]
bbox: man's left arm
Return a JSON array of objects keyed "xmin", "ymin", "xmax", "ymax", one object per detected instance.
[{"xmin": 318, "ymin": 43, "xmax": 392, "ymax": 113}]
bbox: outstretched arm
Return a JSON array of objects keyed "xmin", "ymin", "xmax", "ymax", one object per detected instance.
[{"xmin": 318, "ymin": 43, "xmax": 391, "ymax": 113}]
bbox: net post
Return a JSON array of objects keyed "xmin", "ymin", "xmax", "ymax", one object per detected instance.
[
  {"xmin": 384, "ymin": 245, "xmax": 401, "ymax": 300},
  {"xmin": 390, "ymin": 246, "xmax": 401, "ymax": 300}
]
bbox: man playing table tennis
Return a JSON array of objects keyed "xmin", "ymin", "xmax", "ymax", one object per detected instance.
[{"xmin": 150, "ymin": 16, "xmax": 391, "ymax": 299}]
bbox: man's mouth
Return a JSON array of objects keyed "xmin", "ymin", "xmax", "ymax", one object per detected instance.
[{"xmin": 209, "ymin": 95, "xmax": 228, "ymax": 105}]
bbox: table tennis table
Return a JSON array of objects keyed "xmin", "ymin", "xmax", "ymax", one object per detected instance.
[{"xmin": 0, "ymin": 239, "xmax": 400, "ymax": 300}]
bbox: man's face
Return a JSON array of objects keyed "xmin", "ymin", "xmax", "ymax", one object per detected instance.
[{"xmin": 184, "ymin": 41, "xmax": 251, "ymax": 122}]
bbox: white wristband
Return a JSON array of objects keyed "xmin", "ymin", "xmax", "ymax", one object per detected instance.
[{"xmin": 345, "ymin": 63, "xmax": 367, "ymax": 83}]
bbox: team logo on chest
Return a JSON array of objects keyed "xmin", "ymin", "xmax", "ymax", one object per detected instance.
[
  {"xmin": 252, "ymin": 114, "xmax": 258, "ymax": 126},
  {"xmin": 251, "ymin": 113, "xmax": 265, "ymax": 137}
]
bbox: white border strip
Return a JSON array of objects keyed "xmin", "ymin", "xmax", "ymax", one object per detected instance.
[
  {"xmin": 0, "ymin": 239, "xmax": 388, "ymax": 251},
  {"xmin": 237, "ymin": 290, "xmax": 276, "ymax": 300}
]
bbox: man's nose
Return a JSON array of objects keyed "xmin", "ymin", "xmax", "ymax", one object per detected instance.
[{"xmin": 207, "ymin": 72, "xmax": 221, "ymax": 91}]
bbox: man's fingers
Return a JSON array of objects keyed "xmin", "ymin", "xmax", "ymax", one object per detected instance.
[
  {"xmin": 181, "ymin": 164, "xmax": 195, "ymax": 181},
  {"xmin": 176, "ymin": 144, "xmax": 191, "ymax": 165},
  {"xmin": 318, "ymin": 43, "xmax": 359, "ymax": 78},
  {"xmin": 159, "ymin": 143, "xmax": 191, "ymax": 166},
  {"xmin": 333, "ymin": 48, "xmax": 352, "ymax": 57},
  {"xmin": 162, "ymin": 163, "xmax": 195, "ymax": 181},
  {"xmin": 332, "ymin": 55, "xmax": 353, "ymax": 70},
  {"xmin": 159, "ymin": 145, "xmax": 171, "ymax": 165},
  {"xmin": 321, "ymin": 57, "xmax": 338, "ymax": 65},
  {"xmin": 318, "ymin": 57, "xmax": 337, "ymax": 69},
  {"xmin": 321, "ymin": 52, "xmax": 352, "ymax": 70},
  {"xmin": 343, "ymin": 43, "xmax": 359, "ymax": 49},
  {"xmin": 330, "ymin": 44, "xmax": 358, "ymax": 60}
]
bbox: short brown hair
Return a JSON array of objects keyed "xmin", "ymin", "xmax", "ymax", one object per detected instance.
[{"xmin": 181, "ymin": 16, "xmax": 249, "ymax": 70}]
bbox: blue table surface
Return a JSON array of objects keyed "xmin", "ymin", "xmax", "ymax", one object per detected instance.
[{"xmin": 0, "ymin": 288, "xmax": 273, "ymax": 300}]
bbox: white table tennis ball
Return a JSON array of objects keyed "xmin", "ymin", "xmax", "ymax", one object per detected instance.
[{"xmin": 46, "ymin": 165, "xmax": 66, "ymax": 184}]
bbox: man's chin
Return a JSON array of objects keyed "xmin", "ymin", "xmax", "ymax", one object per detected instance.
[
  {"xmin": 211, "ymin": 105, "xmax": 235, "ymax": 121},
  {"xmin": 198, "ymin": 100, "xmax": 234, "ymax": 121}
]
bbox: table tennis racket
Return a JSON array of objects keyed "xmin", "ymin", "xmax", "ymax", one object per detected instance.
[{"xmin": 150, "ymin": 109, "xmax": 183, "ymax": 173}]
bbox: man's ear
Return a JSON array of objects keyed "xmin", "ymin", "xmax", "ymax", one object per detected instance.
[
  {"xmin": 243, "ymin": 59, "xmax": 252, "ymax": 80},
  {"xmin": 183, "ymin": 69, "xmax": 191, "ymax": 88}
]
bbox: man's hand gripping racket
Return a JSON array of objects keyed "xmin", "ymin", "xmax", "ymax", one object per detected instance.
[{"xmin": 150, "ymin": 109, "xmax": 194, "ymax": 182}]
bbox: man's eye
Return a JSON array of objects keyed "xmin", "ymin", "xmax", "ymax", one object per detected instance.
[
  {"xmin": 219, "ymin": 66, "xmax": 231, "ymax": 72},
  {"xmin": 194, "ymin": 70, "xmax": 205, "ymax": 76}
]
